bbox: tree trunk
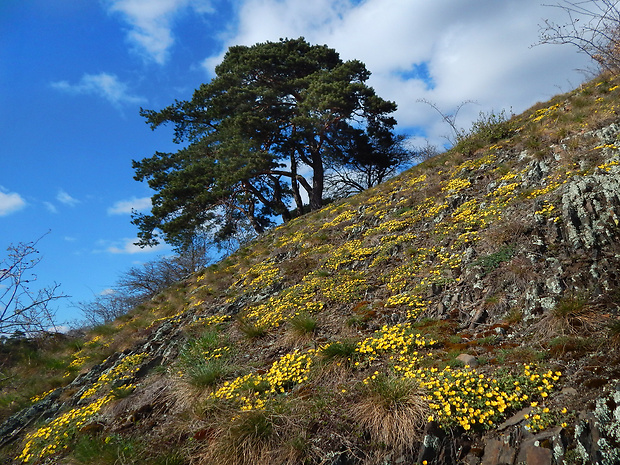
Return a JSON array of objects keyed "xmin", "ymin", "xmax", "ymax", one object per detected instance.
[
  {"xmin": 290, "ymin": 154, "xmax": 305, "ymax": 215},
  {"xmin": 247, "ymin": 204, "xmax": 265, "ymax": 234},
  {"xmin": 271, "ymin": 176, "xmax": 292, "ymax": 222},
  {"xmin": 310, "ymin": 149, "xmax": 324, "ymax": 211}
]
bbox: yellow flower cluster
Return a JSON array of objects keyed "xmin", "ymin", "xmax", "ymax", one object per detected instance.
[
  {"xmin": 234, "ymin": 259, "xmax": 280, "ymax": 292},
  {"xmin": 597, "ymin": 160, "xmax": 620, "ymax": 172},
  {"xmin": 524, "ymin": 404, "xmax": 569, "ymax": 431},
  {"xmin": 370, "ymin": 233, "xmax": 418, "ymax": 267},
  {"xmin": 380, "ymin": 232, "xmax": 417, "ymax": 245},
  {"xmin": 436, "ymin": 250, "xmax": 463, "ymax": 269},
  {"xmin": 406, "ymin": 173, "xmax": 428, "ymax": 187},
  {"xmin": 17, "ymin": 395, "xmax": 113, "ymax": 463},
  {"xmin": 403, "ymin": 365, "xmax": 561, "ymax": 432},
  {"xmin": 324, "ymin": 240, "xmax": 375, "ymax": 270},
  {"xmin": 385, "ymin": 292, "xmax": 429, "ymax": 319},
  {"xmin": 147, "ymin": 310, "xmax": 185, "ymax": 329},
  {"xmin": 442, "ymin": 177, "xmax": 471, "ymax": 193},
  {"xmin": 534, "ymin": 201, "xmax": 557, "ymax": 217},
  {"xmin": 80, "ymin": 352, "xmax": 148, "ymax": 401},
  {"xmin": 193, "ymin": 314, "xmax": 230, "ymax": 327},
  {"xmin": 435, "ymin": 199, "xmax": 502, "ymax": 236},
  {"xmin": 452, "ymin": 231, "xmax": 480, "ymax": 247},
  {"xmin": 244, "ymin": 301, "xmax": 286, "ymax": 330},
  {"xmin": 356, "ymin": 323, "xmax": 437, "ymax": 362},
  {"xmin": 321, "ymin": 209, "xmax": 356, "ymax": 229},
  {"xmin": 242, "ymin": 282, "xmax": 324, "ymax": 330},
  {"xmin": 275, "ymin": 229, "xmax": 307, "ymax": 248},
  {"xmin": 365, "ymin": 217, "xmax": 417, "ymax": 235},
  {"xmin": 203, "ymin": 347, "xmax": 230, "ymax": 361},
  {"xmin": 264, "ymin": 350, "xmax": 314, "ymax": 393},
  {"xmin": 210, "ymin": 349, "xmax": 316, "ymax": 410},
  {"xmin": 363, "ymin": 198, "xmax": 446, "ymax": 237},
  {"xmin": 385, "ymin": 247, "xmax": 437, "ymax": 293},
  {"xmin": 29, "ymin": 389, "xmax": 56, "ymax": 404},
  {"xmin": 385, "ymin": 292, "xmax": 426, "ymax": 308},
  {"xmin": 593, "ymin": 143, "xmax": 619, "ymax": 151},
  {"xmin": 498, "ymin": 172, "xmax": 518, "ymax": 181},
  {"xmin": 67, "ymin": 353, "xmax": 87, "ymax": 370},
  {"xmin": 424, "ymin": 202, "xmax": 450, "ymax": 219},
  {"xmin": 317, "ymin": 271, "xmax": 369, "ymax": 304},
  {"xmin": 488, "ymin": 182, "xmax": 520, "ymax": 200},
  {"xmin": 526, "ymin": 182, "xmax": 561, "ymax": 199},
  {"xmin": 530, "ymin": 103, "xmax": 561, "ymax": 123},
  {"xmin": 189, "ymin": 299, "xmax": 204, "ymax": 308},
  {"xmin": 452, "ymin": 153, "xmax": 496, "ymax": 175}
]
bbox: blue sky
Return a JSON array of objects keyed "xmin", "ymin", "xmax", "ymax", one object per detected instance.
[{"xmin": 1, "ymin": 0, "xmax": 593, "ymax": 326}]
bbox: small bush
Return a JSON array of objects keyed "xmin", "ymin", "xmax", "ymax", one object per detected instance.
[
  {"xmin": 179, "ymin": 331, "xmax": 232, "ymax": 388},
  {"xmin": 237, "ymin": 319, "xmax": 268, "ymax": 339},
  {"xmin": 185, "ymin": 358, "xmax": 228, "ymax": 388},
  {"xmin": 504, "ymin": 308, "xmax": 523, "ymax": 325},
  {"xmin": 535, "ymin": 293, "xmax": 605, "ymax": 338},
  {"xmin": 455, "ymin": 109, "xmax": 516, "ymax": 154},
  {"xmin": 73, "ymin": 434, "xmax": 139, "ymax": 464},
  {"xmin": 320, "ymin": 340, "xmax": 357, "ymax": 362},
  {"xmin": 289, "ymin": 313, "xmax": 317, "ymax": 336},
  {"xmin": 547, "ymin": 335, "xmax": 597, "ymax": 356},
  {"xmin": 204, "ymin": 402, "xmax": 289, "ymax": 465},
  {"xmin": 471, "ymin": 245, "xmax": 515, "ymax": 276}
]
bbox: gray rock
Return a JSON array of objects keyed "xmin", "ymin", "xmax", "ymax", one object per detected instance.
[{"xmin": 456, "ymin": 353, "xmax": 478, "ymax": 367}]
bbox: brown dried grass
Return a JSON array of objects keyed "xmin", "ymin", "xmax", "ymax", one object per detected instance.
[
  {"xmin": 353, "ymin": 375, "xmax": 429, "ymax": 454},
  {"xmin": 533, "ymin": 294, "xmax": 608, "ymax": 339}
]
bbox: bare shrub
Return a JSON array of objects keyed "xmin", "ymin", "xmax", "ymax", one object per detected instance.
[
  {"xmin": 76, "ymin": 242, "xmax": 211, "ymax": 326},
  {"xmin": 0, "ymin": 234, "xmax": 67, "ymax": 336},
  {"xmin": 539, "ymin": 1, "xmax": 620, "ymax": 73}
]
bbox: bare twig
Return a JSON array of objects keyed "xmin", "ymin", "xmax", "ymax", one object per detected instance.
[
  {"xmin": 538, "ymin": 0, "xmax": 620, "ymax": 73},
  {"xmin": 0, "ymin": 232, "xmax": 68, "ymax": 335}
]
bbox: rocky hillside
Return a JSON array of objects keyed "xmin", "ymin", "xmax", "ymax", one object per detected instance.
[{"xmin": 3, "ymin": 73, "xmax": 620, "ymax": 465}]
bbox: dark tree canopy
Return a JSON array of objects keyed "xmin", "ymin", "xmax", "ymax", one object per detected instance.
[{"xmin": 133, "ymin": 37, "xmax": 406, "ymax": 248}]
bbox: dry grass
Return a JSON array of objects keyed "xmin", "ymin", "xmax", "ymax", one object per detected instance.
[
  {"xmin": 198, "ymin": 400, "xmax": 310, "ymax": 465},
  {"xmin": 533, "ymin": 294, "xmax": 608, "ymax": 339},
  {"xmin": 353, "ymin": 374, "xmax": 429, "ymax": 454}
]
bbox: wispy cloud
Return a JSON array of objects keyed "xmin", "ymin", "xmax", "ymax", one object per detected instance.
[
  {"xmin": 104, "ymin": 0, "xmax": 214, "ymax": 64},
  {"xmin": 108, "ymin": 196, "xmax": 152, "ymax": 215},
  {"xmin": 105, "ymin": 237, "xmax": 167, "ymax": 254},
  {"xmin": 44, "ymin": 201, "xmax": 58, "ymax": 214},
  {"xmin": 0, "ymin": 187, "xmax": 26, "ymax": 216},
  {"xmin": 56, "ymin": 189, "xmax": 80, "ymax": 207},
  {"xmin": 51, "ymin": 73, "xmax": 145, "ymax": 108}
]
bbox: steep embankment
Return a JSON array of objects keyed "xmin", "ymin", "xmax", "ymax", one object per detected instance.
[{"xmin": 3, "ymin": 75, "xmax": 620, "ymax": 465}]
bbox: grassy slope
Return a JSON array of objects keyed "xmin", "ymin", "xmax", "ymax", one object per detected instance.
[{"xmin": 3, "ymin": 73, "xmax": 620, "ymax": 464}]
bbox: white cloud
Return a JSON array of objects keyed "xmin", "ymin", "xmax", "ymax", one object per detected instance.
[
  {"xmin": 201, "ymin": 0, "xmax": 594, "ymax": 146},
  {"xmin": 104, "ymin": 0, "xmax": 214, "ymax": 64},
  {"xmin": 44, "ymin": 201, "xmax": 58, "ymax": 214},
  {"xmin": 57, "ymin": 190, "xmax": 80, "ymax": 207},
  {"xmin": 106, "ymin": 237, "xmax": 167, "ymax": 254},
  {"xmin": 0, "ymin": 188, "xmax": 26, "ymax": 216},
  {"xmin": 108, "ymin": 196, "xmax": 152, "ymax": 215},
  {"xmin": 51, "ymin": 73, "xmax": 145, "ymax": 108}
]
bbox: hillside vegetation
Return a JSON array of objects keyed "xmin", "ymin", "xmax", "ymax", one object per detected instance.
[{"xmin": 3, "ymin": 73, "xmax": 620, "ymax": 465}]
